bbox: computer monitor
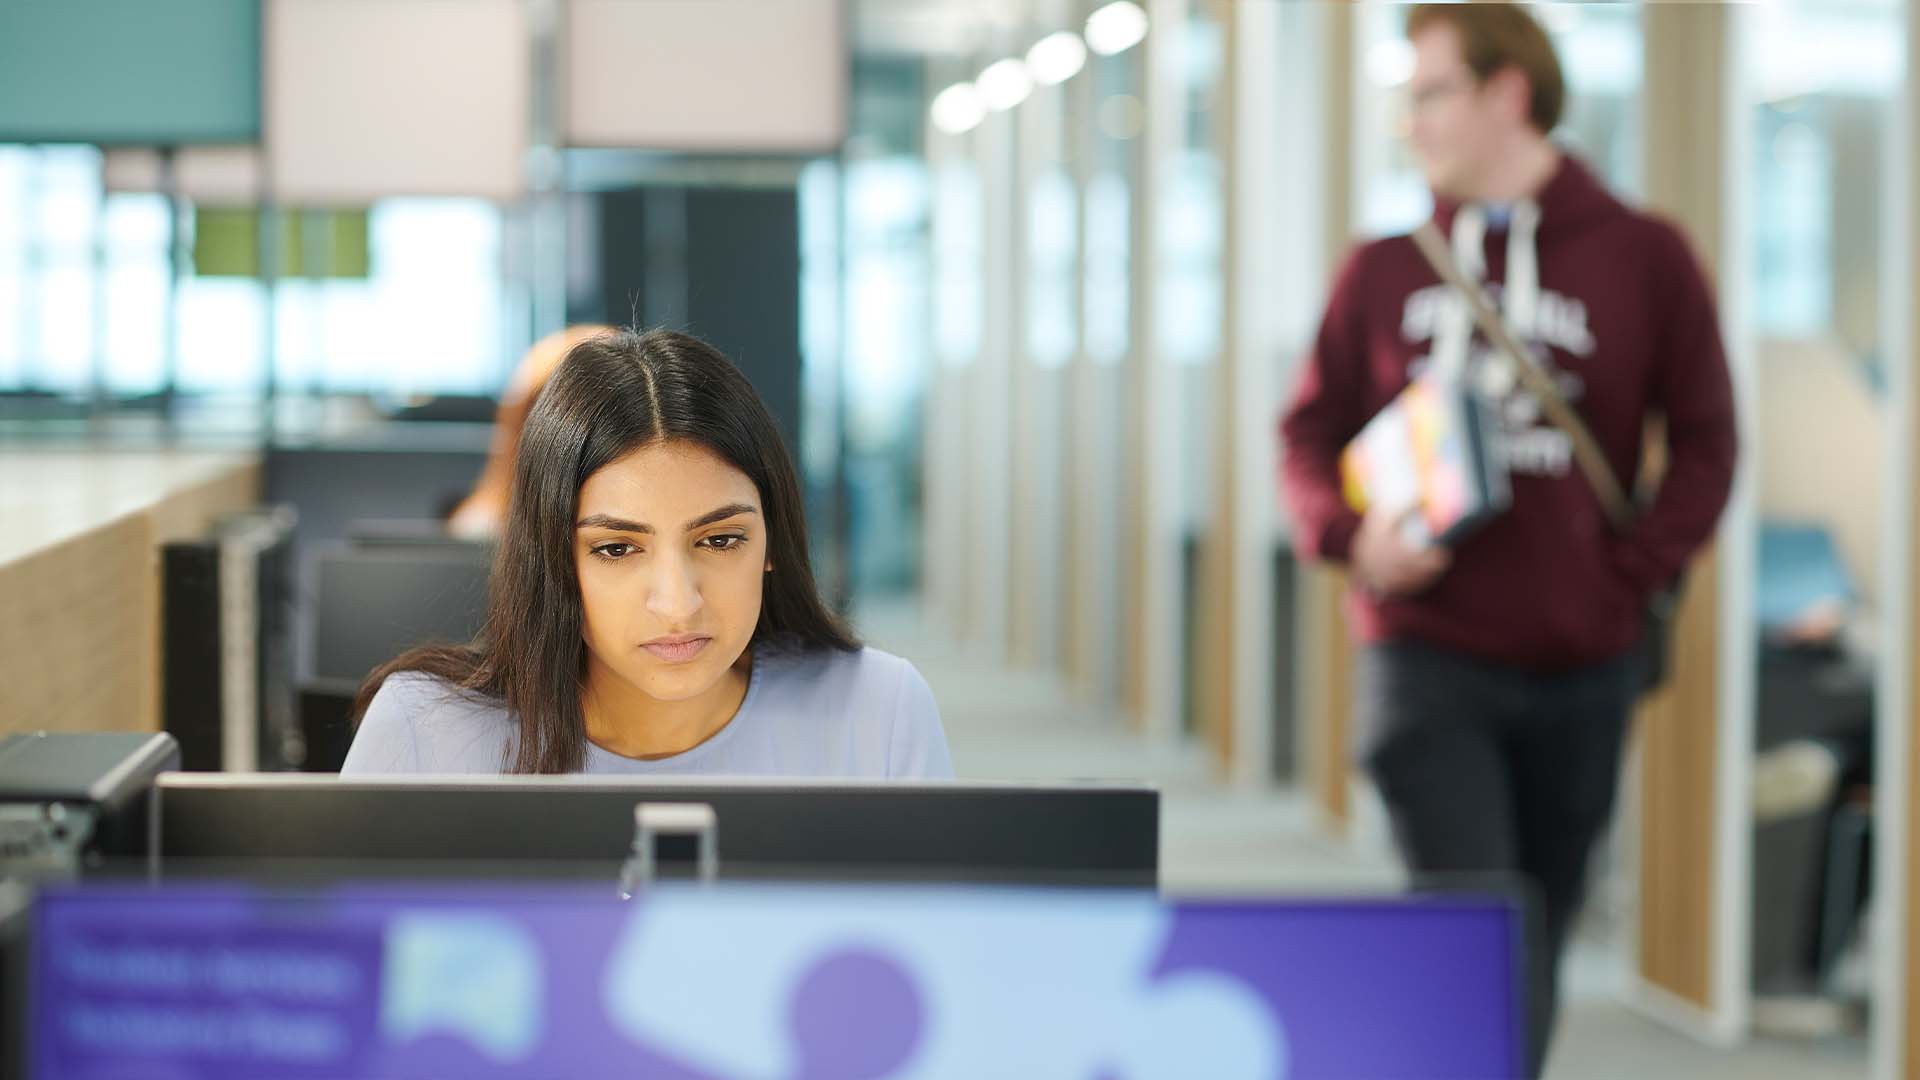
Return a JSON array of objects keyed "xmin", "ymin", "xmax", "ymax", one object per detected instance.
[
  {"xmin": 345, "ymin": 517, "xmax": 485, "ymax": 548},
  {"xmin": 22, "ymin": 879, "xmax": 1525, "ymax": 1078},
  {"xmin": 151, "ymin": 774, "xmax": 1161, "ymax": 888},
  {"xmin": 304, "ymin": 543, "xmax": 489, "ymax": 684}
]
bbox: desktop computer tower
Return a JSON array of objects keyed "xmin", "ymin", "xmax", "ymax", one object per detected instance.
[{"xmin": 161, "ymin": 507, "xmax": 299, "ymax": 771}]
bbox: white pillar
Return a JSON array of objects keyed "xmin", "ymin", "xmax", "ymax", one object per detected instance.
[
  {"xmin": 970, "ymin": 99, "xmax": 1018, "ymax": 659},
  {"xmin": 1123, "ymin": 0, "xmax": 1187, "ymax": 739},
  {"xmin": 923, "ymin": 110, "xmax": 979, "ymax": 642},
  {"xmin": 1009, "ymin": 71, "xmax": 1067, "ymax": 671}
]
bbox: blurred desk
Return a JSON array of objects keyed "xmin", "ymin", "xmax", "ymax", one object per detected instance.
[{"xmin": 0, "ymin": 449, "xmax": 260, "ymax": 734}]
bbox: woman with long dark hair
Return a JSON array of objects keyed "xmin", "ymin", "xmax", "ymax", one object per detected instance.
[{"xmin": 341, "ymin": 328, "xmax": 952, "ymax": 777}]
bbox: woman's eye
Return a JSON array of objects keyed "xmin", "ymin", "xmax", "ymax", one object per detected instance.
[
  {"xmin": 592, "ymin": 542, "xmax": 636, "ymax": 560},
  {"xmin": 704, "ymin": 535, "xmax": 746, "ymax": 552}
]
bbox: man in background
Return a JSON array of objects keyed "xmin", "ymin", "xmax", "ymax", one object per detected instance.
[{"xmin": 1279, "ymin": 5, "xmax": 1737, "ymax": 1074}]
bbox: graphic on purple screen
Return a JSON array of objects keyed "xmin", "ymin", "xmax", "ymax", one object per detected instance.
[{"xmin": 29, "ymin": 882, "xmax": 1522, "ymax": 1078}]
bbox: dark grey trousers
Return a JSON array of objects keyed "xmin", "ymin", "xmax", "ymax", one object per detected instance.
[{"xmin": 1357, "ymin": 641, "xmax": 1638, "ymax": 1080}]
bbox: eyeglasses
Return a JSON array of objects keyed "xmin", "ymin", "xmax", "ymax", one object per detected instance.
[{"xmin": 1408, "ymin": 74, "xmax": 1477, "ymax": 113}]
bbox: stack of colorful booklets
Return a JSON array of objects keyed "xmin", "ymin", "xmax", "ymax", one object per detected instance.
[{"xmin": 1339, "ymin": 374, "xmax": 1511, "ymax": 549}]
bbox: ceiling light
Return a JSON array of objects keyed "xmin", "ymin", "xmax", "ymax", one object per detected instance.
[
  {"xmin": 1026, "ymin": 31, "xmax": 1088, "ymax": 86},
  {"xmin": 930, "ymin": 82, "xmax": 985, "ymax": 134},
  {"xmin": 1365, "ymin": 39, "xmax": 1416, "ymax": 88},
  {"xmin": 1086, "ymin": 1, "xmax": 1148, "ymax": 56},
  {"xmin": 977, "ymin": 58, "xmax": 1034, "ymax": 111}
]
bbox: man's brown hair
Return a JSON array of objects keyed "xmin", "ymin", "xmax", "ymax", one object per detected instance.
[{"xmin": 1407, "ymin": 3, "xmax": 1566, "ymax": 134}]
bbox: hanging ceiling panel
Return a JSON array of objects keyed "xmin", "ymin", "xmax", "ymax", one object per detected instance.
[
  {"xmin": 265, "ymin": 0, "xmax": 530, "ymax": 202},
  {"xmin": 0, "ymin": 0, "xmax": 261, "ymax": 144},
  {"xmin": 564, "ymin": 0, "xmax": 847, "ymax": 152}
]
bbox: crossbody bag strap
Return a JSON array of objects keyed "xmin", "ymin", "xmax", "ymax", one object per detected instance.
[{"xmin": 1410, "ymin": 220, "xmax": 1637, "ymax": 532}]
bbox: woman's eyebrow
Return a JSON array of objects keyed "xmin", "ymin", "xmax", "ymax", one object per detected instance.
[
  {"xmin": 682, "ymin": 503, "xmax": 760, "ymax": 530},
  {"xmin": 575, "ymin": 513, "xmax": 650, "ymax": 534},
  {"xmin": 575, "ymin": 504, "xmax": 758, "ymax": 533}
]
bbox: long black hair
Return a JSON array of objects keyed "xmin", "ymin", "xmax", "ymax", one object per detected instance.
[{"xmin": 354, "ymin": 327, "xmax": 858, "ymax": 773}]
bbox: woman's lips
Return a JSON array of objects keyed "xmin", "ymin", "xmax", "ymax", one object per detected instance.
[{"xmin": 641, "ymin": 636, "xmax": 711, "ymax": 664}]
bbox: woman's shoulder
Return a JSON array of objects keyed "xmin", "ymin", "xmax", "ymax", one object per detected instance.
[
  {"xmin": 371, "ymin": 670, "xmax": 506, "ymax": 721},
  {"xmin": 340, "ymin": 672, "xmax": 514, "ymax": 774},
  {"xmin": 754, "ymin": 643, "xmax": 952, "ymax": 779},
  {"xmin": 758, "ymin": 643, "xmax": 926, "ymax": 703}
]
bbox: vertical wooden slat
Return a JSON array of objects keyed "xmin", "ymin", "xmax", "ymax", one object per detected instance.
[
  {"xmin": 1305, "ymin": 569, "xmax": 1354, "ymax": 827},
  {"xmin": 1303, "ymin": 0, "xmax": 1357, "ymax": 832},
  {"xmin": 1906, "ymin": 544, "xmax": 1920, "ymax": 1077},
  {"xmin": 1895, "ymin": 4, "xmax": 1920, "ymax": 1076},
  {"xmin": 1634, "ymin": 549, "xmax": 1722, "ymax": 1007},
  {"xmin": 1907, "ymin": 587, "xmax": 1919, "ymax": 1080},
  {"xmin": 1634, "ymin": 0, "xmax": 1734, "ymax": 1031}
]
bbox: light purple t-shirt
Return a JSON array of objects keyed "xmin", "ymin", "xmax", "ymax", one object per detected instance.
[{"xmin": 339, "ymin": 645, "xmax": 953, "ymax": 779}]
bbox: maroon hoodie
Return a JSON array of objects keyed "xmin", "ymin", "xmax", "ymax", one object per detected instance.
[{"xmin": 1279, "ymin": 154, "xmax": 1737, "ymax": 670}]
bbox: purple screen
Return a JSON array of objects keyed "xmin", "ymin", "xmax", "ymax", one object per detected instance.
[{"xmin": 31, "ymin": 882, "xmax": 1521, "ymax": 1079}]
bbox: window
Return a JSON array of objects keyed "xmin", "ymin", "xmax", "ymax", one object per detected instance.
[
  {"xmin": 1747, "ymin": 0, "xmax": 1902, "ymax": 349},
  {"xmin": 0, "ymin": 145, "xmax": 511, "ymax": 402}
]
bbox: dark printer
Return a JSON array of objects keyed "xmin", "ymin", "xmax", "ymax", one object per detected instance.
[{"xmin": 0, "ymin": 732, "xmax": 178, "ymax": 881}]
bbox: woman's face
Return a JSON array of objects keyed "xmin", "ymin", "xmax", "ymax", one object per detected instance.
[{"xmin": 574, "ymin": 438, "xmax": 770, "ymax": 703}]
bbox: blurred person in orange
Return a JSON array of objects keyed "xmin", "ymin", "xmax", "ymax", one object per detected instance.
[{"xmin": 449, "ymin": 324, "xmax": 612, "ymax": 537}]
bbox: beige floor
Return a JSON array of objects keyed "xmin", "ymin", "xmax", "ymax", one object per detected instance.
[{"xmin": 861, "ymin": 602, "xmax": 1872, "ymax": 1080}]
